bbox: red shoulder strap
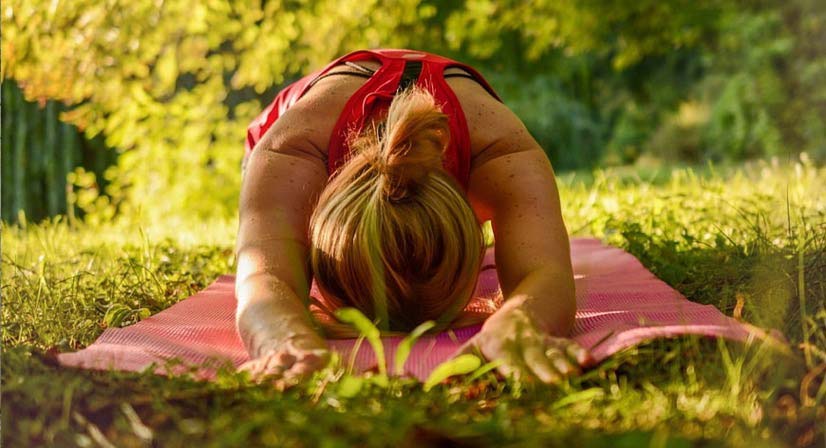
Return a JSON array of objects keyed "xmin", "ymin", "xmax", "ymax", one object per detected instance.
[{"xmin": 328, "ymin": 49, "xmax": 502, "ymax": 190}]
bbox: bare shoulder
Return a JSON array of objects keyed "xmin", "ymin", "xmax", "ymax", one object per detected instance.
[
  {"xmin": 445, "ymin": 74, "xmax": 539, "ymax": 172},
  {"xmin": 252, "ymin": 67, "xmax": 375, "ymax": 161},
  {"xmin": 445, "ymin": 73, "xmax": 554, "ymax": 224}
]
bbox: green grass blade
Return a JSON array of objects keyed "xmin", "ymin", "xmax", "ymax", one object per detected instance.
[
  {"xmin": 336, "ymin": 375, "xmax": 364, "ymax": 398},
  {"xmin": 423, "ymin": 354, "xmax": 482, "ymax": 392},
  {"xmin": 335, "ymin": 308, "xmax": 387, "ymax": 379},
  {"xmin": 394, "ymin": 320, "xmax": 436, "ymax": 376},
  {"xmin": 346, "ymin": 335, "xmax": 366, "ymax": 376},
  {"xmin": 551, "ymin": 388, "xmax": 605, "ymax": 410},
  {"xmin": 466, "ymin": 359, "xmax": 503, "ymax": 382}
]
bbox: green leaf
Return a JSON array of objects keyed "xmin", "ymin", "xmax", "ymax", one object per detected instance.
[
  {"xmin": 336, "ymin": 375, "xmax": 364, "ymax": 398},
  {"xmin": 467, "ymin": 359, "xmax": 503, "ymax": 382},
  {"xmin": 394, "ymin": 320, "xmax": 436, "ymax": 376},
  {"xmin": 154, "ymin": 47, "xmax": 179, "ymax": 96},
  {"xmin": 335, "ymin": 308, "xmax": 387, "ymax": 380},
  {"xmin": 369, "ymin": 373, "xmax": 389, "ymax": 388},
  {"xmin": 423, "ymin": 354, "xmax": 482, "ymax": 392},
  {"xmin": 551, "ymin": 388, "xmax": 605, "ymax": 410},
  {"xmin": 103, "ymin": 303, "xmax": 131, "ymax": 328}
]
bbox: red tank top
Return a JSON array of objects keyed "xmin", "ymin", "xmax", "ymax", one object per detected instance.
[{"xmin": 244, "ymin": 49, "xmax": 502, "ymax": 190}]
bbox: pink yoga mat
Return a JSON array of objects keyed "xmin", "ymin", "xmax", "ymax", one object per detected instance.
[{"xmin": 58, "ymin": 238, "xmax": 783, "ymax": 381}]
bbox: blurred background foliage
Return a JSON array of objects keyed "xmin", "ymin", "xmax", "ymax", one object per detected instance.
[{"xmin": 1, "ymin": 0, "xmax": 825, "ymax": 223}]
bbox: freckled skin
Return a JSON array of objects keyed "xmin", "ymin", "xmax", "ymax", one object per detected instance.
[{"xmin": 235, "ymin": 59, "xmax": 582, "ymax": 383}]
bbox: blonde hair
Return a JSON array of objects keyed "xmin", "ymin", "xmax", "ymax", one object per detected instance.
[{"xmin": 309, "ymin": 86, "xmax": 485, "ymax": 335}]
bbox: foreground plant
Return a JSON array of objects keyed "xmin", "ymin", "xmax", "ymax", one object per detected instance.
[{"xmin": 3, "ymin": 160, "xmax": 823, "ymax": 447}]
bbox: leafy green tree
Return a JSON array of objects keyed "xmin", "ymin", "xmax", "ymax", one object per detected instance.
[
  {"xmin": 2, "ymin": 0, "xmax": 443, "ymax": 221},
  {"xmin": 2, "ymin": 0, "xmax": 822, "ymax": 222}
]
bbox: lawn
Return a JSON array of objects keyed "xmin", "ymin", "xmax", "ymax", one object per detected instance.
[{"xmin": 3, "ymin": 158, "xmax": 824, "ymax": 447}]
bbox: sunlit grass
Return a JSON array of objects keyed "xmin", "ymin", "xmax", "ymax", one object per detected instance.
[{"xmin": 2, "ymin": 158, "xmax": 824, "ymax": 447}]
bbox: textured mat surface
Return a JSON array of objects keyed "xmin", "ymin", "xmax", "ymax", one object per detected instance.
[{"xmin": 58, "ymin": 238, "xmax": 781, "ymax": 381}]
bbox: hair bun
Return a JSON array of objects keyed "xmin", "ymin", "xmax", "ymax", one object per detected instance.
[{"xmin": 377, "ymin": 87, "xmax": 449, "ymax": 202}]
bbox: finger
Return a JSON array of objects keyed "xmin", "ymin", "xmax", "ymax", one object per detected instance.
[
  {"xmin": 547, "ymin": 350, "xmax": 580, "ymax": 378},
  {"xmin": 274, "ymin": 351, "xmax": 297, "ymax": 368},
  {"xmin": 242, "ymin": 361, "xmax": 274, "ymax": 383},
  {"xmin": 263, "ymin": 356, "xmax": 287, "ymax": 377},
  {"xmin": 522, "ymin": 345, "xmax": 561, "ymax": 384},
  {"xmin": 545, "ymin": 336, "xmax": 592, "ymax": 367},
  {"xmin": 289, "ymin": 363, "xmax": 317, "ymax": 376},
  {"xmin": 281, "ymin": 365, "xmax": 320, "ymax": 385},
  {"xmin": 272, "ymin": 377, "xmax": 293, "ymax": 392},
  {"xmin": 296, "ymin": 349, "xmax": 330, "ymax": 366},
  {"xmin": 495, "ymin": 359, "xmax": 525, "ymax": 382},
  {"xmin": 238, "ymin": 360, "xmax": 261, "ymax": 376},
  {"xmin": 495, "ymin": 340, "xmax": 531, "ymax": 382},
  {"xmin": 564, "ymin": 343, "xmax": 594, "ymax": 367},
  {"xmin": 238, "ymin": 360, "xmax": 254, "ymax": 372},
  {"xmin": 290, "ymin": 355, "xmax": 329, "ymax": 375},
  {"xmin": 277, "ymin": 352, "xmax": 329, "ymax": 383}
]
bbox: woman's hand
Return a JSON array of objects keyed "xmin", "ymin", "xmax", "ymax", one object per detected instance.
[
  {"xmin": 458, "ymin": 304, "xmax": 592, "ymax": 384},
  {"xmin": 239, "ymin": 331, "xmax": 330, "ymax": 386}
]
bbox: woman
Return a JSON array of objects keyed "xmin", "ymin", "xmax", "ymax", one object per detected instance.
[{"xmin": 236, "ymin": 49, "xmax": 591, "ymax": 384}]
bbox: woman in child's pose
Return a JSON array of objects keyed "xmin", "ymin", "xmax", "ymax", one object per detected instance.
[{"xmin": 236, "ymin": 49, "xmax": 590, "ymax": 383}]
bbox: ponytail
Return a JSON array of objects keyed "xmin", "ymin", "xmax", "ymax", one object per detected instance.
[{"xmin": 361, "ymin": 87, "xmax": 450, "ymax": 202}]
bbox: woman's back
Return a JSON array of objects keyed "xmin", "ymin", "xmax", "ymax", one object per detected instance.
[{"xmin": 244, "ymin": 49, "xmax": 523, "ymax": 192}]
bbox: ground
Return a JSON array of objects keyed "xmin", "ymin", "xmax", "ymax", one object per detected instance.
[{"xmin": 3, "ymin": 159, "xmax": 824, "ymax": 447}]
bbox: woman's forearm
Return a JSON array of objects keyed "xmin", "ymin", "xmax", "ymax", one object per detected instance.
[
  {"xmin": 235, "ymin": 273, "xmax": 322, "ymax": 358},
  {"xmin": 494, "ymin": 265, "xmax": 576, "ymax": 337}
]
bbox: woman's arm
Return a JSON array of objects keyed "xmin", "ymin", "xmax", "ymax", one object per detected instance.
[
  {"xmin": 235, "ymin": 105, "xmax": 331, "ymax": 381},
  {"xmin": 469, "ymin": 146, "xmax": 575, "ymax": 337},
  {"xmin": 236, "ymin": 70, "xmax": 391, "ymax": 381},
  {"xmin": 462, "ymin": 94, "xmax": 591, "ymax": 383}
]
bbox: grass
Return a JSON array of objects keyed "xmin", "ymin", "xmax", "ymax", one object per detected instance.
[{"xmin": 3, "ymin": 157, "xmax": 825, "ymax": 447}]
